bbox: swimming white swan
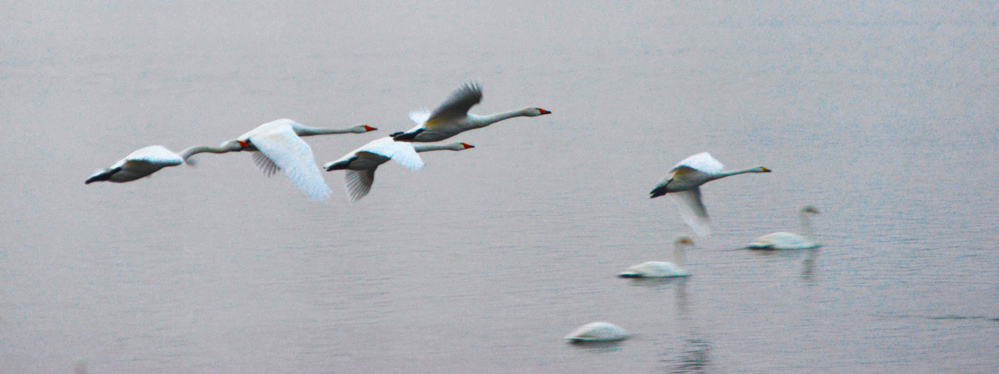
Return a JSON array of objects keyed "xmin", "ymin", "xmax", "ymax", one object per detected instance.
[
  {"xmin": 181, "ymin": 119, "xmax": 376, "ymax": 201},
  {"xmin": 747, "ymin": 206, "xmax": 821, "ymax": 250},
  {"xmin": 324, "ymin": 137, "xmax": 474, "ymax": 201},
  {"xmin": 619, "ymin": 237, "xmax": 696, "ymax": 278},
  {"xmin": 85, "ymin": 145, "xmax": 185, "ymax": 184},
  {"xmin": 390, "ymin": 83, "xmax": 551, "ymax": 142},
  {"xmin": 650, "ymin": 152, "xmax": 771, "ymax": 237},
  {"xmin": 565, "ymin": 322, "xmax": 628, "ymax": 343}
]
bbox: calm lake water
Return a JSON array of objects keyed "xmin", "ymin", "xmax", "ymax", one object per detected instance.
[{"xmin": 3, "ymin": 1, "xmax": 998, "ymax": 373}]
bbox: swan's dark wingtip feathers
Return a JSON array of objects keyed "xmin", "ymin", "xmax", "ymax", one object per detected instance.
[{"xmin": 649, "ymin": 187, "xmax": 667, "ymax": 199}]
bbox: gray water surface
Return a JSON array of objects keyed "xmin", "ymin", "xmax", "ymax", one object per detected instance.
[{"xmin": 3, "ymin": 1, "xmax": 998, "ymax": 373}]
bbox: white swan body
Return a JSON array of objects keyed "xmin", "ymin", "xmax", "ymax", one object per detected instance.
[
  {"xmin": 565, "ymin": 322, "xmax": 628, "ymax": 342},
  {"xmin": 181, "ymin": 119, "xmax": 376, "ymax": 201},
  {"xmin": 650, "ymin": 152, "xmax": 771, "ymax": 237},
  {"xmin": 619, "ymin": 237, "xmax": 695, "ymax": 278},
  {"xmin": 748, "ymin": 206, "xmax": 821, "ymax": 250},
  {"xmin": 391, "ymin": 83, "xmax": 551, "ymax": 142},
  {"xmin": 324, "ymin": 137, "xmax": 474, "ymax": 201},
  {"xmin": 85, "ymin": 145, "xmax": 184, "ymax": 184}
]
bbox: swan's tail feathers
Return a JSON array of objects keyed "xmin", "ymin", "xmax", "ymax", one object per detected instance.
[
  {"xmin": 391, "ymin": 129, "xmax": 423, "ymax": 141},
  {"xmin": 650, "ymin": 185, "xmax": 668, "ymax": 198},
  {"xmin": 649, "ymin": 179, "xmax": 671, "ymax": 198},
  {"xmin": 324, "ymin": 157, "xmax": 355, "ymax": 172},
  {"xmin": 85, "ymin": 167, "xmax": 119, "ymax": 184}
]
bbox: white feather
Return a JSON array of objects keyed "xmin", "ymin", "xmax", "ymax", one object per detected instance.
[
  {"xmin": 565, "ymin": 322, "xmax": 628, "ymax": 342},
  {"xmin": 357, "ymin": 137, "xmax": 425, "ymax": 171},
  {"xmin": 249, "ymin": 125, "xmax": 332, "ymax": 201},
  {"xmin": 674, "ymin": 152, "xmax": 724, "ymax": 175},
  {"xmin": 408, "ymin": 109, "xmax": 431, "ymax": 125},
  {"xmin": 667, "ymin": 189, "xmax": 711, "ymax": 237}
]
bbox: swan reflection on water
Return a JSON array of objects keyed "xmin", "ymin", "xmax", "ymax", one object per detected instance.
[
  {"xmin": 659, "ymin": 280, "xmax": 713, "ymax": 373},
  {"xmin": 662, "ymin": 337, "xmax": 711, "ymax": 373},
  {"xmin": 800, "ymin": 248, "xmax": 820, "ymax": 284}
]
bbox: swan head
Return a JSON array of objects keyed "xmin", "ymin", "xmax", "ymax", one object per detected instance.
[
  {"xmin": 348, "ymin": 124, "xmax": 378, "ymax": 133},
  {"xmin": 523, "ymin": 107, "xmax": 552, "ymax": 117},
  {"xmin": 802, "ymin": 205, "xmax": 820, "ymax": 214},
  {"xmin": 456, "ymin": 143, "xmax": 475, "ymax": 150},
  {"xmin": 675, "ymin": 236, "xmax": 695, "ymax": 246},
  {"xmin": 756, "ymin": 167, "xmax": 772, "ymax": 173}
]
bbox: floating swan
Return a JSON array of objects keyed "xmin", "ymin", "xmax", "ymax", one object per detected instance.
[
  {"xmin": 565, "ymin": 322, "xmax": 628, "ymax": 343},
  {"xmin": 747, "ymin": 206, "xmax": 821, "ymax": 250},
  {"xmin": 181, "ymin": 119, "xmax": 376, "ymax": 201},
  {"xmin": 650, "ymin": 152, "xmax": 771, "ymax": 237},
  {"xmin": 85, "ymin": 145, "xmax": 185, "ymax": 184},
  {"xmin": 391, "ymin": 83, "xmax": 550, "ymax": 142},
  {"xmin": 324, "ymin": 137, "xmax": 474, "ymax": 201},
  {"xmin": 619, "ymin": 237, "xmax": 695, "ymax": 278}
]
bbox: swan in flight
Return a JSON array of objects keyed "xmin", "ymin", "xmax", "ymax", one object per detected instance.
[
  {"xmin": 85, "ymin": 145, "xmax": 185, "ymax": 184},
  {"xmin": 390, "ymin": 82, "xmax": 551, "ymax": 142},
  {"xmin": 650, "ymin": 152, "xmax": 771, "ymax": 237},
  {"xmin": 181, "ymin": 119, "xmax": 376, "ymax": 201},
  {"xmin": 619, "ymin": 237, "xmax": 696, "ymax": 278},
  {"xmin": 565, "ymin": 322, "xmax": 628, "ymax": 343},
  {"xmin": 747, "ymin": 206, "xmax": 822, "ymax": 250},
  {"xmin": 324, "ymin": 137, "xmax": 474, "ymax": 202}
]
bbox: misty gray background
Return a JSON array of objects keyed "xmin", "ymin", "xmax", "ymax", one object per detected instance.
[{"xmin": 2, "ymin": 1, "xmax": 998, "ymax": 373}]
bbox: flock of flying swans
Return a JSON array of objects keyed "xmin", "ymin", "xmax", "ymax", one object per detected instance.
[
  {"xmin": 86, "ymin": 83, "xmax": 548, "ymax": 202},
  {"xmin": 84, "ymin": 82, "xmax": 822, "ymax": 343}
]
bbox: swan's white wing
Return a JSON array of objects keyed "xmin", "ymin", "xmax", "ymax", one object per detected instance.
[
  {"xmin": 408, "ymin": 108, "xmax": 431, "ymax": 125},
  {"xmin": 125, "ymin": 145, "xmax": 183, "ymax": 165},
  {"xmin": 620, "ymin": 261, "xmax": 685, "ymax": 278},
  {"xmin": 344, "ymin": 168, "xmax": 376, "ymax": 202},
  {"xmin": 357, "ymin": 138, "xmax": 424, "ymax": 171},
  {"xmin": 565, "ymin": 322, "xmax": 627, "ymax": 342},
  {"xmin": 667, "ymin": 188, "xmax": 711, "ymax": 237},
  {"xmin": 424, "ymin": 83, "xmax": 482, "ymax": 129},
  {"xmin": 674, "ymin": 152, "xmax": 724, "ymax": 174},
  {"xmin": 250, "ymin": 127, "xmax": 332, "ymax": 201}
]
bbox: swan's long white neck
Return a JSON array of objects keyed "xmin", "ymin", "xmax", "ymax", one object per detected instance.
[
  {"xmin": 180, "ymin": 142, "xmax": 242, "ymax": 158},
  {"xmin": 471, "ymin": 108, "xmax": 533, "ymax": 128},
  {"xmin": 414, "ymin": 143, "xmax": 465, "ymax": 152},
  {"xmin": 710, "ymin": 167, "xmax": 767, "ymax": 181},
  {"xmin": 295, "ymin": 126, "xmax": 358, "ymax": 136}
]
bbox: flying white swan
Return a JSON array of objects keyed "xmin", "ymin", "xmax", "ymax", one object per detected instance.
[
  {"xmin": 619, "ymin": 237, "xmax": 696, "ymax": 278},
  {"xmin": 324, "ymin": 137, "xmax": 474, "ymax": 202},
  {"xmin": 564, "ymin": 322, "xmax": 628, "ymax": 343},
  {"xmin": 390, "ymin": 82, "xmax": 551, "ymax": 142},
  {"xmin": 85, "ymin": 145, "xmax": 185, "ymax": 184},
  {"xmin": 747, "ymin": 206, "xmax": 822, "ymax": 250},
  {"xmin": 650, "ymin": 152, "xmax": 771, "ymax": 237},
  {"xmin": 181, "ymin": 119, "xmax": 376, "ymax": 201}
]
